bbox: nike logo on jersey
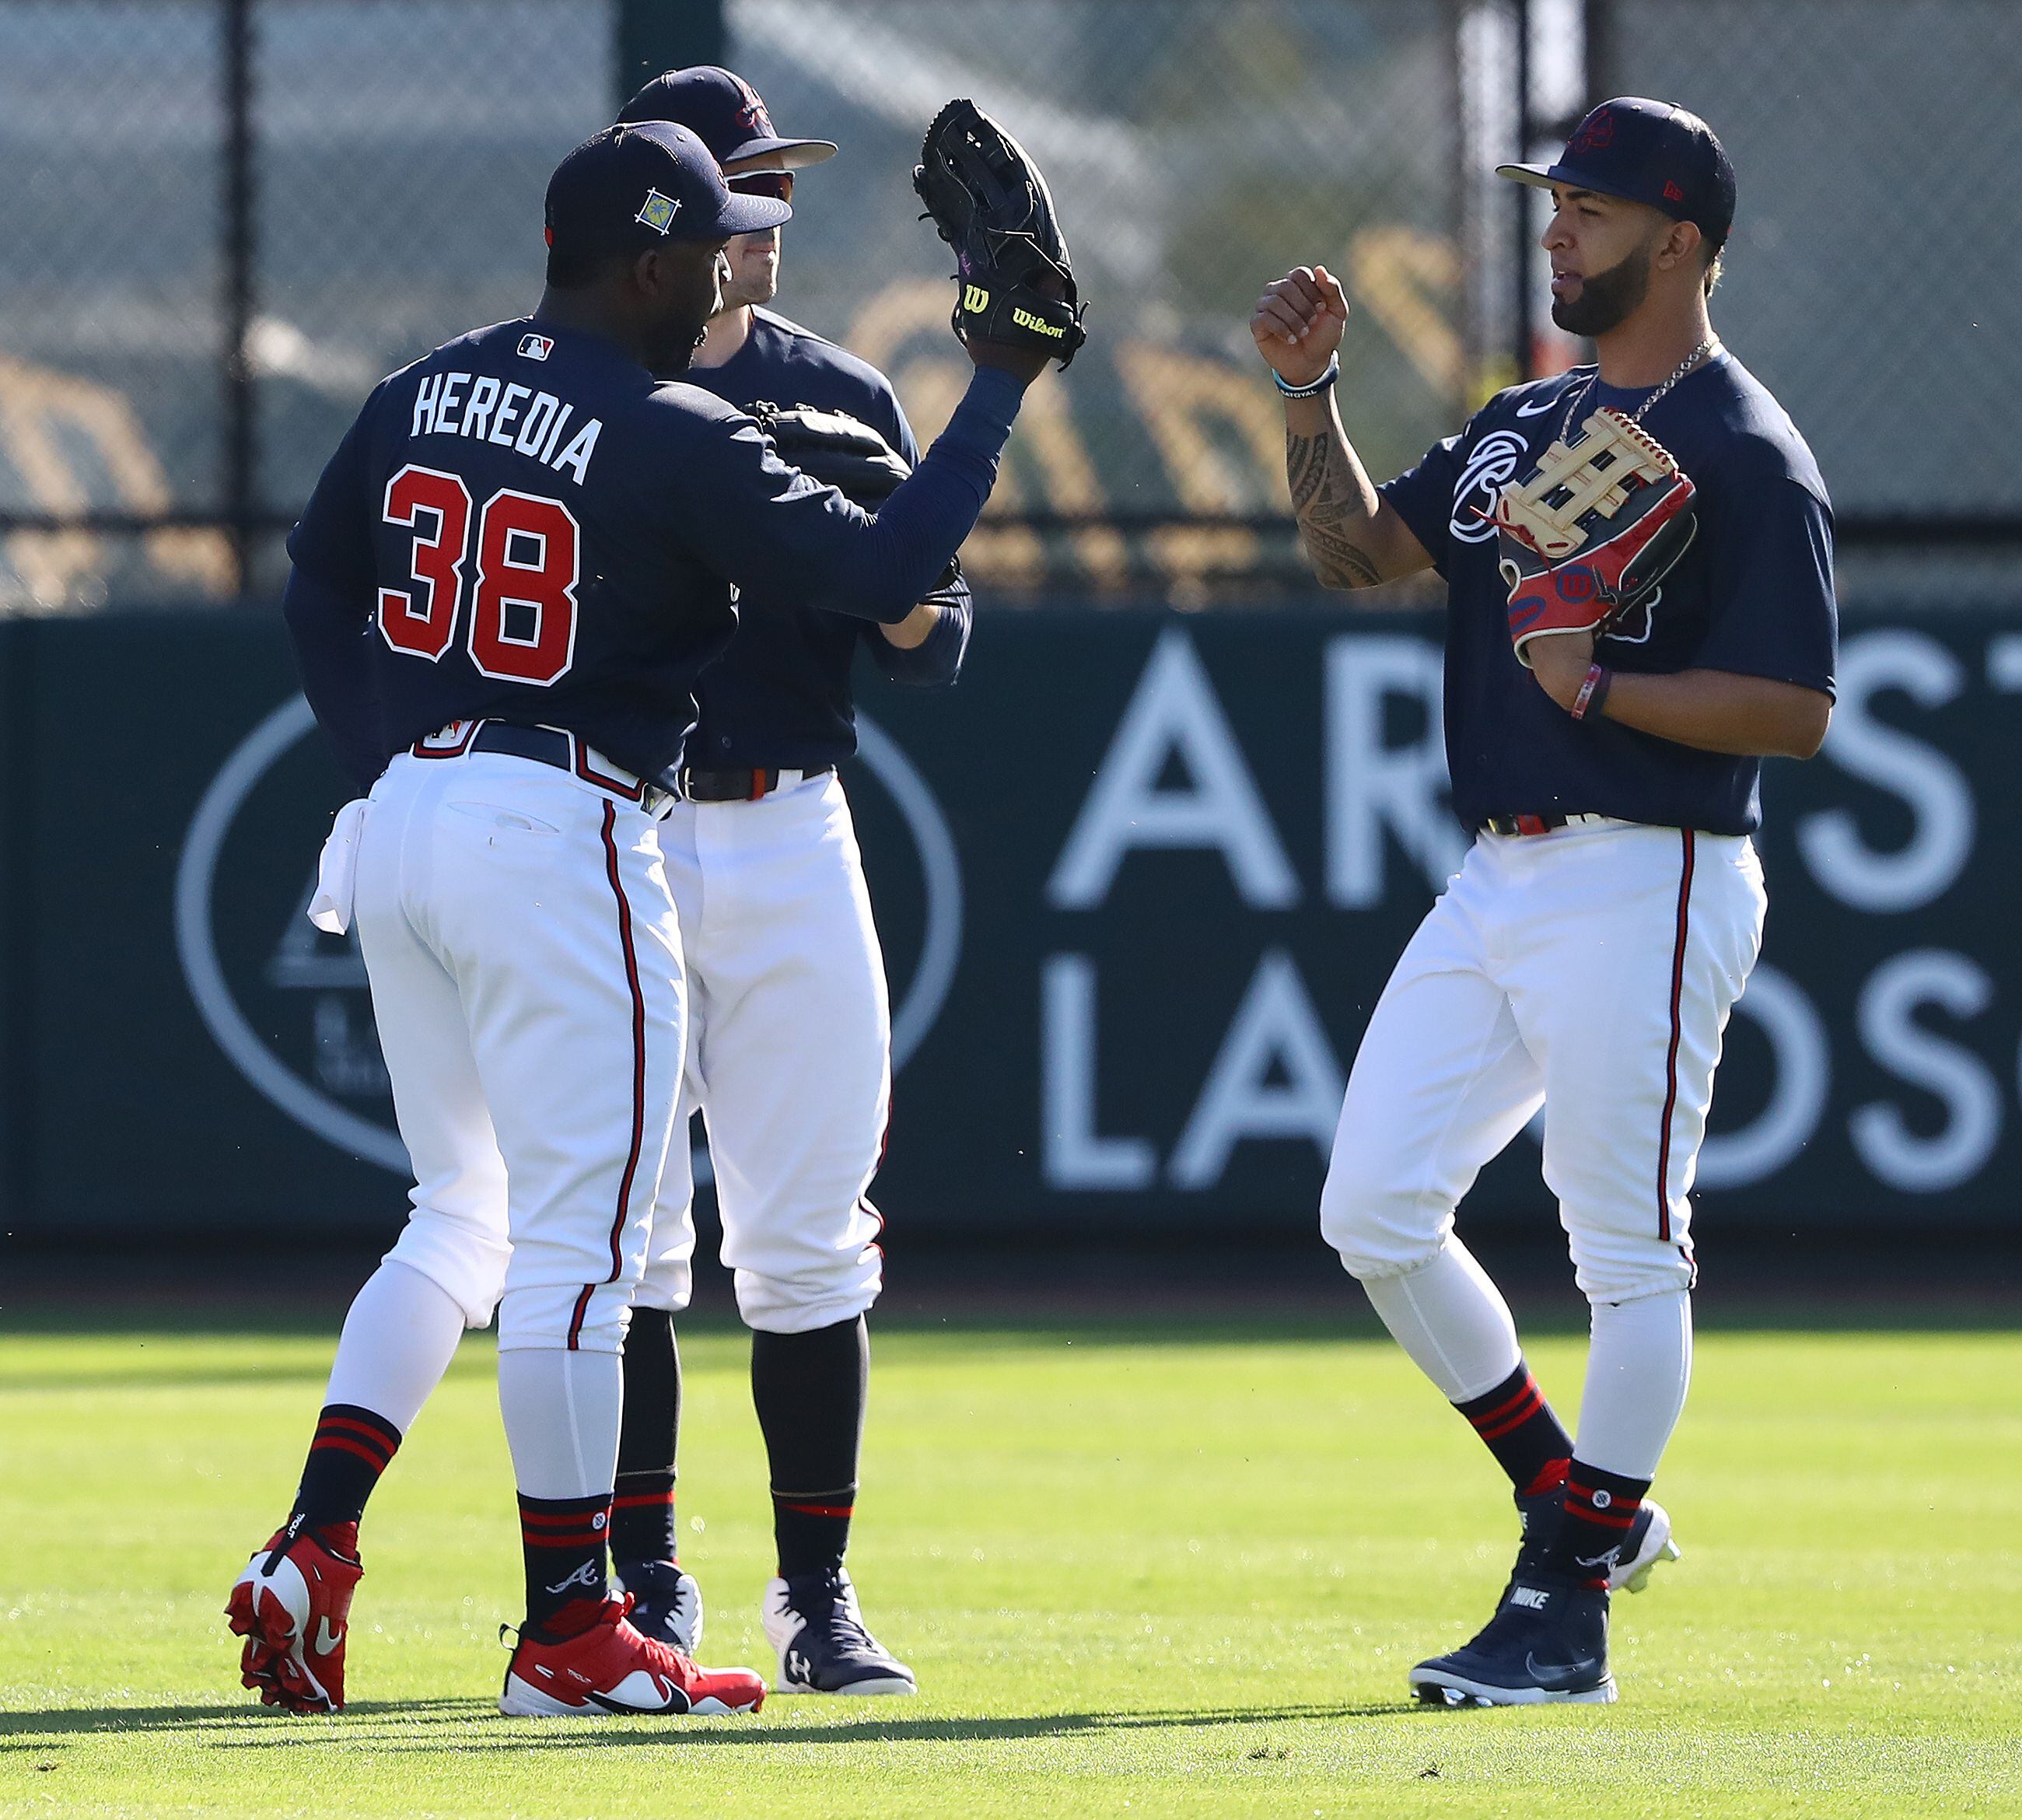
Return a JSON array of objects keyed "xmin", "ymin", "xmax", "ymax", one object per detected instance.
[
  {"xmin": 311, "ymin": 1617, "xmax": 345, "ymax": 1657},
  {"xmin": 1516, "ymin": 395, "xmax": 1559, "ymax": 416},
  {"xmin": 1509, "ymin": 1586, "xmax": 1551, "ymax": 1610},
  {"xmin": 410, "ymin": 370, "xmax": 603, "ymax": 485}
]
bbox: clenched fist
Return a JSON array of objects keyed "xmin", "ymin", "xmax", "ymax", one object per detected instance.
[{"xmin": 1251, "ymin": 265, "xmax": 1349, "ymax": 390}]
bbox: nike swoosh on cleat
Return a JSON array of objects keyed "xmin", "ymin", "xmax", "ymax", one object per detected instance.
[
  {"xmin": 311, "ymin": 1618, "xmax": 345, "ymax": 1656},
  {"xmin": 1524, "ymin": 1650, "xmax": 1601, "ymax": 1685},
  {"xmin": 584, "ymin": 1684, "xmax": 693, "ymax": 1716}
]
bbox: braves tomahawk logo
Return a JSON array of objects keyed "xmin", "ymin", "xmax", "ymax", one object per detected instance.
[
  {"xmin": 1569, "ymin": 107, "xmax": 1615, "ymax": 154},
  {"xmin": 730, "ymin": 72, "xmax": 772, "ymax": 138},
  {"xmin": 544, "ymin": 1560, "xmax": 603, "ymax": 1597},
  {"xmin": 1449, "ymin": 429, "xmax": 1533, "ymax": 543}
]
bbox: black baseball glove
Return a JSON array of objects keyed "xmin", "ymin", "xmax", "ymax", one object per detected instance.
[
  {"xmin": 752, "ymin": 401, "xmax": 962, "ymax": 597},
  {"xmin": 752, "ymin": 401, "xmax": 913, "ymax": 506},
  {"xmin": 912, "ymin": 98, "xmax": 1086, "ymax": 366}
]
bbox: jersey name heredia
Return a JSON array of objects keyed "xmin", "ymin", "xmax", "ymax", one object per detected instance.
[{"xmin": 409, "ymin": 371, "xmax": 604, "ymax": 485}]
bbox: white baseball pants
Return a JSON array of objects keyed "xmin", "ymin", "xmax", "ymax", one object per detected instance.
[
  {"xmin": 1321, "ymin": 819, "xmax": 1765, "ymax": 1304},
  {"xmin": 355, "ymin": 750, "xmax": 685, "ymax": 1352},
  {"xmin": 638, "ymin": 771, "xmax": 888, "ymax": 1335}
]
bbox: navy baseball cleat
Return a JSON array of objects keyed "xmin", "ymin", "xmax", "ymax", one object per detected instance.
[
  {"xmin": 1518, "ymin": 1488, "xmax": 1681, "ymax": 1594},
  {"xmin": 761, "ymin": 1568, "xmax": 916, "ymax": 1696},
  {"xmin": 1408, "ymin": 1567, "xmax": 1616, "ymax": 1707},
  {"xmin": 613, "ymin": 1559, "xmax": 703, "ymax": 1654}
]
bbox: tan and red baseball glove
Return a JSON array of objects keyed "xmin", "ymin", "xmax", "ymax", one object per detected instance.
[{"xmin": 1494, "ymin": 408, "xmax": 1698, "ymax": 667}]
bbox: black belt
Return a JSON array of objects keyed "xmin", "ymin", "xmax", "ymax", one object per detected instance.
[
  {"xmin": 410, "ymin": 719, "xmax": 677, "ymax": 817},
  {"xmin": 680, "ymin": 765, "xmax": 834, "ymax": 803}
]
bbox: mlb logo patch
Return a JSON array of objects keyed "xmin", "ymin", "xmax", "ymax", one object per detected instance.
[
  {"xmin": 517, "ymin": 333, "xmax": 554, "ymax": 361},
  {"xmin": 635, "ymin": 188, "xmax": 682, "ymax": 234}
]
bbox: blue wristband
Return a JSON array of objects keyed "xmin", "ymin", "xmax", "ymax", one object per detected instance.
[{"xmin": 1272, "ymin": 355, "xmax": 1340, "ymax": 399}]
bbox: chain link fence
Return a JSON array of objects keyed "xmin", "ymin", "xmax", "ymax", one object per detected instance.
[
  {"xmin": 0, "ymin": 0, "xmax": 616, "ymax": 609},
  {"xmin": 0, "ymin": 0, "xmax": 2014, "ymax": 609},
  {"xmin": 722, "ymin": 0, "xmax": 1461, "ymax": 599},
  {"xmin": 1597, "ymin": 0, "xmax": 2022, "ymax": 604},
  {"xmin": 0, "ymin": 1, "xmax": 232, "ymax": 607}
]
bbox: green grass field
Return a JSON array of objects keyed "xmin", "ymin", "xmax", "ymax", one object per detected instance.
[{"xmin": 2, "ymin": 1306, "xmax": 2018, "ymax": 1818}]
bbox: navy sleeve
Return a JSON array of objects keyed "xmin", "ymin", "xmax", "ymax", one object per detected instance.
[
  {"xmin": 282, "ymin": 398, "xmax": 387, "ymax": 789},
  {"xmin": 1377, "ymin": 426, "xmax": 1467, "ymax": 577},
  {"xmin": 855, "ymin": 387, "xmax": 974, "ymax": 685},
  {"xmin": 670, "ymin": 366, "xmax": 1023, "ymax": 625},
  {"xmin": 1690, "ymin": 476, "xmax": 1838, "ymax": 695},
  {"xmin": 862, "ymin": 579, "xmax": 973, "ymax": 687}
]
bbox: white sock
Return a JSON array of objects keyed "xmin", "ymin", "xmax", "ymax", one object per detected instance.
[
  {"xmin": 323, "ymin": 1259, "xmax": 467, "ymax": 1433},
  {"xmin": 1359, "ymin": 1235, "xmax": 1523, "ymax": 1403},
  {"xmin": 498, "ymin": 1347, "xmax": 622, "ymax": 1500},
  {"xmin": 1575, "ymin": 1290, "xmax": 1693, "ymax": 1479}
]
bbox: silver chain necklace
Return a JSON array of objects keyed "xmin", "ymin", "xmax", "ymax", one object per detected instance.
[{"xmin": 1557, "ymin": 335, "xmax": 1721, "ymax": 445}]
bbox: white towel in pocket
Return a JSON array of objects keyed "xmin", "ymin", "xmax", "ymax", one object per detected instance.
[{"xmin": 307, "ymin": 798, "xmax": 369, "ymax": 935}]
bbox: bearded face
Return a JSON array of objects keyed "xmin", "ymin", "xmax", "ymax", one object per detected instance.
[{"xmin": 1550, "ymin": 233, "xmax": 1658, "ymax": 338}]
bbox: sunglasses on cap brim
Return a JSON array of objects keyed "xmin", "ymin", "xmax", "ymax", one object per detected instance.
[{"xmin": 727, "ymin": 170, "xmax": 793, "ymax": 203}]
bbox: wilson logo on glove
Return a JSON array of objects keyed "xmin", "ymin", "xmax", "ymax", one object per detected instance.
[
  {"xmin": 1011, "ymin": 307, "xmax": 1067, "ymax": 338},
  {"xmin": 1492, "ymin": 408, "xmax": 1697, "ymax": 668}
]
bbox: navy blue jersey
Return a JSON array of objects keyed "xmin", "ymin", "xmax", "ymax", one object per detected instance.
[
  {"xmin": 1381, "ymin": 351, "xmax": 1836, "ymax": 836},
  {"xmin": 283, "ymin": 317, "xmax": 1020, "ymax": 791},
  {"xmin": 680, "ymin": 308, "xmax": 973, "ymax": 771}
]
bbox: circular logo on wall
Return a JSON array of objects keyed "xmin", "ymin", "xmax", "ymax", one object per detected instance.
[{"xmin": 174, "ymin": 697, "xmax": 963, "ymax": 1174}]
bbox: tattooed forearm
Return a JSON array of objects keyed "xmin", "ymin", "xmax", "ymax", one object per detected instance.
[
  {"xmin": 1286, "ymin": 432, "xmax": 1325, "ymax": 513},
  {"xmin": 1302, "ymin": 516, "xmax": 1384, "ymax": 588},
  {"xmin": 1285, "ymin": 424, "xmax": 1384, "ymax": 589}
]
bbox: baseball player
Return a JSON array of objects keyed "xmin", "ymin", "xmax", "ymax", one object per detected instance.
[
  {"xmin": 226, "ymin": 119, "xmax": 1055, "ymax": 1717},
  {"xmin": 1251, "ymin": 99, "xmax": 1835, "ymax": 1705},
  {"xmin": 595, "ymin": 67, "xmax": 967, "ymax": 1698}
]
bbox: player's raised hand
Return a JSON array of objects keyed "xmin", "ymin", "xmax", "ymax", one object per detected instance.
[{"xmin": 1251, "ymin": 265, "xmax": 1349, "ymax": 389}]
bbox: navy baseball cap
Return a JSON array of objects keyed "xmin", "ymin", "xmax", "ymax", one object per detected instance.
[
  {"xmin": 544, "ymin": 120, "xmax": 791, "ymax": 261},
  {"xmin": 1498, "ymin": 97, "xmax": 1736, "ymax": 247},
  {"xmin": 618, "ymin": 65, "xmax": 838, "ymax": 171}
]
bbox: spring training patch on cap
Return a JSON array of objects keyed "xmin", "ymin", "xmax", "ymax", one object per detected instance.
[{"xmin": 635, "ymin": 188, "xmax": 682, "ymax": 234}]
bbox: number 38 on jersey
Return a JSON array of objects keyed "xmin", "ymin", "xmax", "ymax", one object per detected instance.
[{"xmin": 378, "ymin": 464, "xmax": 581, "ymax": 686}]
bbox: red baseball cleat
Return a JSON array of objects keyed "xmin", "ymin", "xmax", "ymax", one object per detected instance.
[
  {"xmin": 225, "ymin": 1517, "xmax": 364, "ymax": 1713},
  {"xmin": 499, "ymin": 1595, "xmax": 767, "ymax": 1717}
]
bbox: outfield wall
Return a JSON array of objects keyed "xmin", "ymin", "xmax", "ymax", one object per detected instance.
[{"xmin": 2, "ymin": 604, "xmax": 2016, "ymax": 1246}]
